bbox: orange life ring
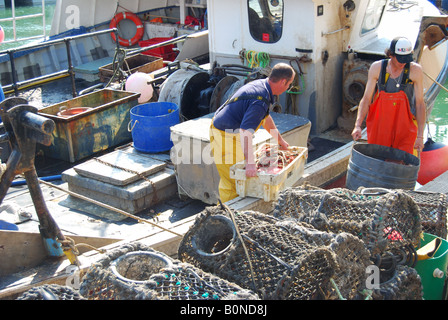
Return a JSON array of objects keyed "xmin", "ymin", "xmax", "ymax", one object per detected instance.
[{"xmin": 110, "ymin": 12, "xmax": 144, "ymax": 47}]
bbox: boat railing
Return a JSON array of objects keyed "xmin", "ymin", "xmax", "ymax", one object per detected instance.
[
  {"xmin": 0, "ymin": 29, "xmax": 189, "ymax": 97},
  {"xmin": 0, "ymin": 28, "xmax": 120, "ymax": 97},
  {"xmin": 0, "ymin": 0, "xmax": 47, "ymax": 45}
]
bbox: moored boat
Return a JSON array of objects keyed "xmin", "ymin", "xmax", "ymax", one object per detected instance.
[{"xmin": 1, "ymin": 0, "xmax": 448, "ymax": 301}]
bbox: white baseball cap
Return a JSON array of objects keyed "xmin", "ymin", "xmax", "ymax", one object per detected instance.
[{"xmin": 390, "ymin": 37, "xmax": 414, "ymax": 63}]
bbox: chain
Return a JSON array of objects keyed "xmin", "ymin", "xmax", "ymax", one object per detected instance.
[{"xmin": 93, "ymin": 157, "xmax": 159, "ymax": 204}]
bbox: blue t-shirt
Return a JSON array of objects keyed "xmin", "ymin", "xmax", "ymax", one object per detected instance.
[{"xmin": 212, "ymin": 78, "xmax": 273, "ymax": 132}]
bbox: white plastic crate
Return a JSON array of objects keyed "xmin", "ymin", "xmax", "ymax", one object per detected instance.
[{"xmin": 230, "ymin": 144, "xmax": 308, "ymax": 202}]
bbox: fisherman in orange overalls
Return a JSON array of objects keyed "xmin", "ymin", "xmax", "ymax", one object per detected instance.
[{"xmin": 352, "ymin": 37, "xmax": 426, "ymax": 156}]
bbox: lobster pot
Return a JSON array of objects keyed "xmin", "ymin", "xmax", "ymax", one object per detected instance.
[
  {"xmin": 357, "ymin": 188, "xmax": 447, "ymax": 239},
  {"xmin": 178, "ymin": 206, "xmax": 338, "ymax": 300},
  {"xmin": 276, "ymin": 220, "xmax": 371, "ymax": 300},
  {"xmin": 79, "ymin": 243, "xmax": 256, "ymax": 300},
  {"xmin": 17, "ymin": 284, "xmax": 86, "ymax": 300},
  {"xmin": 371, "ymin": 265, "xmax": 423, "ymax": 300},
  {"xmin": 273, "ymin": 187, "xmax": 422, "ymax": 257},
  {"xmin": 274, "ymin": 186, "xmax": 426, "ymax": 300},
  {"xmin": 406, "ymin": 191, "xmax": 447, "ymax": 239}
]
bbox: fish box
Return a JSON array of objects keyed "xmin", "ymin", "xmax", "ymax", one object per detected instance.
[
  {"xmin": 99, "ymin": 54, "xmax": 163, "ymax": 83},
  {"xmin": 230, "ymin": 144, "xmax": 308, "ymax": 202},
  {"xmin": 38, "ymin": 89, "xmax": 140, "ymax": 162}
]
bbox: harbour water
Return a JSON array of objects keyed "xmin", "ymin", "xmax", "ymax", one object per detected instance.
[
  {"xmin": 427, "ymin": 79, "xmax": 448, "ymax": 145},
  {"xmin": 0, "ymin": 1, "xmax": 55, "ymax": 50}
]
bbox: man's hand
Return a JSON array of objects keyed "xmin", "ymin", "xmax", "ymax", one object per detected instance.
[
  {"xmin": 245, "ymin": 163, "xmax": 258, "ymax": 177},
  {"xmin": 414, "ymin": 136, "xmax": 424, "ymax": 154},
  {"xmin": 278, "ymin": 138, "xmax": 289, "ymax": 150},
  {"xmin": 352, "ymin": 126, "xmax": 362, "ymax": 141}
]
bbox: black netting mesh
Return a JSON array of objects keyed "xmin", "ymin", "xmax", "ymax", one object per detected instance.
[
  {"xmin": 17, "ymin": 284, "xmax": 86, "ymax": 300},
  {"xmin": 177, "ymin": 201, "xmax": 426, "ymax": 300},
  {"xmin": 273, "ymin": 187, "xmax": 423, "ymax": 256},
  {"xmin": 371, "ymin": 265, "xmax": 423, "ymax": 300},
  {"xmin": 355, "ymin": 188, "xmax": 447, "ymax": 239},
  {"xmin": 179, "ymin": 206, "xmax": 340, "ymax": 299},
  {"xmin": 79, "ymin": 242, "xmax": 258, "ymax": 300},
  {"xmin": 19, "ymin": 185, "xmax": 441, "ymax": 300},
  {"xmin": 276, "ymin": 220, "xmax": 371, "ymax": 299},
  {"xmin": 270, "ymin": 186, "xmax": 433, "ymax": 299}
]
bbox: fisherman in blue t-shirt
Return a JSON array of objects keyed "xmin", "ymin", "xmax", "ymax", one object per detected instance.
[{"xmin": 210, "ymin": 63, "xmax": 294, "ymax": 202}]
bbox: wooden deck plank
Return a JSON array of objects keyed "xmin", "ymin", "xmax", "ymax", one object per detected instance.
[{"xmin": 418, "ymin": 171, "xmax": 448, "ymax": 194}]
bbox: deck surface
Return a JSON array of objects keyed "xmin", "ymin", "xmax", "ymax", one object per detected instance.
[{"xmin": 418, "ymin": 171, "xmax": 448, "ymax": 194}]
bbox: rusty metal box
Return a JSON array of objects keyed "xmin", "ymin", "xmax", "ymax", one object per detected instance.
[{"xmin": 38, "ymin": 89, "xmax": 139, "ymax": 162}]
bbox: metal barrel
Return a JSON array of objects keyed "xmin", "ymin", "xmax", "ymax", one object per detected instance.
[{"xmin": 346, "ymin": 143, "xmax": 420, "ymax": 191}]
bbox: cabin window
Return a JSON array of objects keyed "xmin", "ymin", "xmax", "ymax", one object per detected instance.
[
  {"xmin": 361, "ymin": 0, "xmax": 387, "ymax": 34},
  {"xmin": 248, "ymin": 0, "xmax": 283, "ymax": 43}
]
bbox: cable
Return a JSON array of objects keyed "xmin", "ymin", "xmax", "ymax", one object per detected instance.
[{"xmin": 219, "ymin": 200, "xmax": 259, "ymax": 294}]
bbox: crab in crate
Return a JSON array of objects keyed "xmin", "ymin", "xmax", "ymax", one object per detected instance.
[{"xmin": 255, "ymin": 144, "xmax": 301, "ymax": 174}]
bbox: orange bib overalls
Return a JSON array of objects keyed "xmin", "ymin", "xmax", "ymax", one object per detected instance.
[
  {"xmin": 366, "ymin": 90, "xmax": 417, "ymax": 154},
  {"xmin": 366, "ymin": 60, "xmax": 418, "ymax": 155}
]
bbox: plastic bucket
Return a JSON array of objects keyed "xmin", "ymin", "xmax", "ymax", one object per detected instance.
[
  {"xmin": 346, "ymin": 143, "xmax": 420, "ymax": 190},
  {"xmin": 129, "ymin": 102, "xmax": 179, "ymax": 153},
  {"xmin": 414, "ymin": 233, "xmax": 448, "ymax": 300}
]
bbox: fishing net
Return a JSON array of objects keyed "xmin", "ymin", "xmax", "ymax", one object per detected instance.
[
  {"xmin": 79, "ymin": 242, "xmax": 257, "ymax": 300},
  {"xmin": 402, "ymin": 190, "xmax": 447, "ymax": 239},
  {"xmin": 273, "ymin": 187, "xmax": 422, "ymax": 257},
  {"xmin": 17, "ymin": 284, "xmax": 86, "ymax": 300},
  {"xmin": 178, "ymin": 205, "xmax": 340, "ymax": 300}
]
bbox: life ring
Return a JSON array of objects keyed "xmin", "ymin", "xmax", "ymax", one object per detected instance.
[{"xmin": 110, "ymin": 12, "xmax": 144, "ymax": 47}]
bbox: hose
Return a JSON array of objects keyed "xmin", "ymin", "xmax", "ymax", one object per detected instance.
[{"xmin": 11, "ymin": 174, "xmax": 61, "ymax": 186}]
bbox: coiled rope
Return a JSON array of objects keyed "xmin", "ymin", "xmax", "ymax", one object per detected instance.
[{"xmin": 245, "ymin": 50, "xmax": 271, "ymax": 69}]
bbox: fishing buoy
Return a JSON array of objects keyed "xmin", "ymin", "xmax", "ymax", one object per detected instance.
[
  {"xmin": 125, "ymin": 72, "xmax": 154, "ymax": 103},
  {"xmin": 0, "ymin": 25, "xmax": 4, "ymax": 44},
  {"xmin": 417, "ymin": 138, "xmax": 448, "ymax": 185}
]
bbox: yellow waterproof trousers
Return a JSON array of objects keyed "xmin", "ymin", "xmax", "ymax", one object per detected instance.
[{"xmin": 209, "ymin": 123, "xmax": 244, "ymax": 203}]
